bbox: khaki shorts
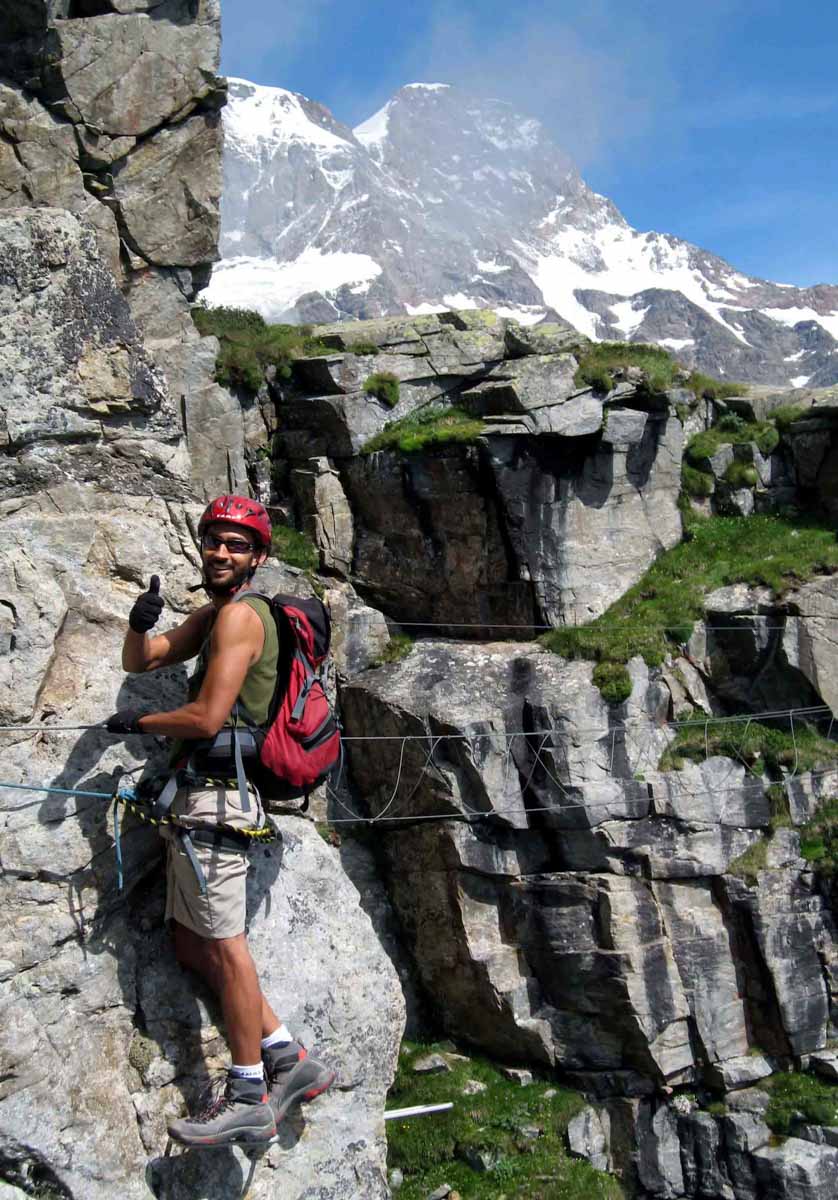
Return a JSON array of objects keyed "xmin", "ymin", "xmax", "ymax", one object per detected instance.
[{"xmin": 161, "ymin": 784, "xmax": 260, "ymax": 941}]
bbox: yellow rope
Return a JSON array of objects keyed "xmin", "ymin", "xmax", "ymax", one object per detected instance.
[{"xmin": 117, "ymin": 795, "xmax": 277, "ymax": 842}]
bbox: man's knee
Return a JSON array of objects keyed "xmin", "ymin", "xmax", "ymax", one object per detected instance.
[{"xmin": 208, "ymin": 932, "xmax": 250, "ymax": 972}]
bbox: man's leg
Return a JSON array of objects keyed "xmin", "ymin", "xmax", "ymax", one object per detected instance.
[
  {"xmin": 173, "ymin": 921, "xmax": 282, "ymax": 1041},
  {"xmin": 204, "ymin": 933, "xmax": 265, "ymax": 1066}
]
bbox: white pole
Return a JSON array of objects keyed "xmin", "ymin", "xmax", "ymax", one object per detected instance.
[{"xmin": 384, "ymin": 1102, "xmax": 454, "ymax": 1122}]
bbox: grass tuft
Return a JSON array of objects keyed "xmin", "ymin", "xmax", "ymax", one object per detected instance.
[
  {"xmin": 192, "ymin": 305, "xmax": 332, "ymax": 392},
  {"xmin": 659, "ymin": 712, "xmax": 838, "ymax": 777},
  {"xmin": 724, "ymin": 462, "xmax": 759, "ymax": 488},
  {"xmin": 347, "ymin": 341, "xmax": 380, "ymax": 356},
  {"xmin": 572, "ymin": 342, "xmax": 746, "ymax": 401},
  {"xmin": 362, "ymin": 405, "xmax": 485, "ymax": 455},
  {"xmin": 364, "ymin": 371, "xmax": 401, "ymax": 408},
  {"xmin": 574, "ymin": 341, "xmax": 677, "ymax": 394},
  {"xmin": 728, "ymin": 836, "xmax": 770, "ymax": 883},
  {"xmin": 686, "ymin": 420, "xmax": 776, "ymax": 466},
  {"xmin": 762, "ymin": 1072, "xmax": 838, "ymax": 1136},
  {"xmin": 686, "ymin": 371, "xmax": 747, "ymax": 402},
  {"xmin": 271, "ymin": 525, "xmax": 319, "ymax": 572},
  {"xmin": 771, "ymin": 404, "xmax": 809, "ymax": 432},
  {"xmin": 799, "ymin": 797, "xmax": 838, "ymax": 875},
  {"xmin": 541, "ymin": 514, "xmax": 838, "ymax": 669},
  {"xmin": 682, "ymin": 464, "xmax": 715, "ymax": 498},
  {"xmin": 372, "ymin": 634, "xmax": 415, "ymax": 667},
  {"xmin": 387, "ymin": 1041, "xmax": 623, "ymax": 1200},
  {"xmin": 593, "ymin": 661, "xmax": 633, "ymax": 704}
]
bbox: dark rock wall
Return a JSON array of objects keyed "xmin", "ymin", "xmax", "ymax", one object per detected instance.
[
  {"xmin": 274, "ymin": 313, "xmax": 838, "ymax": 1198},
  {"xmin": 0, "ymin": 0, "xmax": 248, "ymax": 497}
]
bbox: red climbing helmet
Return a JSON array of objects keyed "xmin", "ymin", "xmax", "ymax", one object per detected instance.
[{"xmin": 198, "ymin": 494, "xmax": 272, "ymax": 548}]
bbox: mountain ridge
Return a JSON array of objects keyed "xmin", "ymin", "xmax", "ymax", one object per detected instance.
[{"xmin": 206, "ymin": 77, "xmax": 838, "ymax": 386}]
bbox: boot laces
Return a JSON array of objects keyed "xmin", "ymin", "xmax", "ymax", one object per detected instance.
[{"xmin": 193, "ymin": 1073, "xmax": 236, "ymax": 1124}]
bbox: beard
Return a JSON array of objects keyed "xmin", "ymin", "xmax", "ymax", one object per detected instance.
[{"xmin": 203, "ymin": 558, "xmax": 253, "ymax": 596}]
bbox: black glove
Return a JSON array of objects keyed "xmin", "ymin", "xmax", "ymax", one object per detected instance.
[
  {"xmin": 105, "ymin": 709, "xmax": 145, "ymax": 735},
  {"xmin": 129, "ymin": 575, "xmax": 164, "ymax": 634}
]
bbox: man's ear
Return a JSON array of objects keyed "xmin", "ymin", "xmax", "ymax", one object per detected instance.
[{"xmin": 255, "ymin": 547, "xmax": 268, "ymax": 569}]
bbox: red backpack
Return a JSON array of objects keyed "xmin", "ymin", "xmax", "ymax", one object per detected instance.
[
  {"xmin": 216, "ymin": 592, "xmax": 342, "ymax": 805},
  {"xmin": 257, "ymin": 593, "xmax": 341, "ymax": 798}
]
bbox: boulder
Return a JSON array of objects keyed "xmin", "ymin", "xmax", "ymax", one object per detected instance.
[
  {"xmin": 810, "ymin": 1050, "xmax": 838, "ymax": 1082},
  {"xmin": 721, "ymin": 871, "xmax": 837, "ymax": 1057},
  {"xmin": 0, "ymin": 0, "xmax": 239, "ymax": 501},
  {"xmin": 315, "ymin": 313, "xmax": 444, "ymax": 354},
  {"xmin": 323, "ymin": 583, "xmax": 390, "ymax": 679},
  {"xmin": 48, "ymin": 5, "xmax": 221, "ymax": 137},
  {"xmin": 424, "ymin": 324, "xmax": 505, "ymax": 375},
  {"xmin": 341, "ymin": 447, "xmax": 535, "ymax": 632},
  {"xmin": 290, "ymin": 458, "xmax": 354, "ymax": 577},
  {"xmin": 691, "ymin": 584, "xmax": 826, "ymax": 713},
  {"xmin": 463, "ymin": 354, "xmax": 600, "ymax": 436},
  {"xmin": 0, "ymin": 82, "xmax": 120, "ymax": 273},
  {"xmin": 112, "ymin": 113, "xmax": 222, "ymax": 267},
  {"xmin": 411, "ymin": 1053, "xmax": 451, "ymax": 1075},
  {"xmin": 795, "ymin": 1124, "xmax": 838, "ymax": 1148},
  {"xmin": 566, "ymin": 1105, "xmax": 609, "ymax": 1172},
  {"xmin": 602, "ymin": 406, "xmax": 649, "ymax": 445},
  {"xmin": 1, "ymin": 817, "xmax": 403, "ymax": 1200},
  {"xmin": 280, "ymin": 391, "xmax": 392, "ymax": 460},
  {"xmin": 0, "ymin": 487, "xmax": 404, "ymax": 1197},
  {"xmin": 504, "ymin": 320, "xmax": 581, "ymax": 358},
  {"xmin": 0, "ymin": 208, "xmax": 187, "ymax": 499},
  {"xmin": 678, "ymin": 1109, "xmax": 731, "ymax": 1199},
  {"xmin": 126, "ymin": 270, "xmax": 249, "ymax": 499},
  {"xmin": 635, "ymin": 1102, "xmax": 685, "ymax": 1197},
  {"xmin": 485, "ymin": 412, "xmax": 683, "ymax": 624},
  {"xmin": 704, "ymin": 1054, "xmax": 774, "ymax": 1091},
  {"xmin": 653, "ymin": 879, "xmax": 751, "ymax": 1065},
  {"xmin": 752, "ymin": 1136, "xmax": 838, "ymax": 1200},
  {"xmin": 783, "ymin": 573, "xmax": 838, "ymax": 716}
]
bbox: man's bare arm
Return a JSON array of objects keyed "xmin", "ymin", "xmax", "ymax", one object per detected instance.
[
  {"xmin": 137, "ymin": 603, "xmax": 265, "ymax": 740},
  {"xmin": 122, "ymin": 606, "xmax": 212, "ymax": 673}
]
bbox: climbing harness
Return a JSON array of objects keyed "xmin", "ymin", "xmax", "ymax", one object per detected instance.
[{"xmin": 111, "ymin": 779, "xmax": 279, "ymax": 895}]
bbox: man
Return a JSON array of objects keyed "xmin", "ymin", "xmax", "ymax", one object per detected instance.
[{"xmin": 106, "ymin": 494, "xmax": 333, "ymax": 1147}]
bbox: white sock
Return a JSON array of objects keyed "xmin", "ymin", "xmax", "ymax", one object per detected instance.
[
  {"xmin": 231, "ymin": 1062, "xmax": 265, "ymax": 1081},
  {"xmin": 261, "ymin": 1024, "xmax": 292, "ymax": 1050}
]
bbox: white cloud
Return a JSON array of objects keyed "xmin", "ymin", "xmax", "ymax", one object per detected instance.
[
  {"xmin": 391, "ymin": 1, "xmax": 673, "ymax": 167},
  {"xmin": 221, "ymin": 0, "xmax": 331, "ymax": 81}
]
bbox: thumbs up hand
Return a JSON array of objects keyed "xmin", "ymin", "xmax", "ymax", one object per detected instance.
[{"xmin": 128, "ymin": 575, "xmax": 164, "ymax": 634}]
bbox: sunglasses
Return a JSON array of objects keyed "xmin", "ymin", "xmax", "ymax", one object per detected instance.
[{"xmin": 201, "ymin": 532, "xmax": 256, "ymax": 555}]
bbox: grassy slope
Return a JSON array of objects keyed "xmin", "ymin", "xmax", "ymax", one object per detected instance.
[
  {"xmin": 387, "ymin": 1042, "xmax": 623, "ymax": 1200},
  {"xmin": 542, "ymin": 513, "xmax": 838, "ymax": 668},
  {"xmin": 363, "ymin": 406, "xmax": 486, "ymax": 454},
  {"xmin": 573, "ymin": 341, "xmax": 745, "ymax": 400}
]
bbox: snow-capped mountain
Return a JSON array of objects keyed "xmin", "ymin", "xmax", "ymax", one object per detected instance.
[{"xmin": 206, "ymin": 78, "xmax": 838, "ymax": 386}]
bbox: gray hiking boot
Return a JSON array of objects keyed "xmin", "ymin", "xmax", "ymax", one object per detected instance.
[
  {"xmin": 167, "ymin": 1072, "xmax": 276, "ymax": 1148},
  {"xmin": 263, "ymin": 1041, "xmax": 336, "ymax": 1122}
]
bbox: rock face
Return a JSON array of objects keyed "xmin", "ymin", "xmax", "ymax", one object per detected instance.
[
  {"xmin": 338, "ymin": 642, "xmax": 836, "ymax": 1085},
  {"xmin": 0, "ymin": 0, "xmax": 245, "ymax": 498},
  {"xmin": 0, "ymin": 489, "xmax": 405, "ymax": 1199},
  {"xmin": 338, "ymin": 635, "xmax": 838, "ymax": 1189},
  {"xmin": 0, "ymin": 208, "xmax": 188, "ymax": 498},
  {"xmin": 280, "ymin": 311, "xmax": 684, "ymax": 629},
  {"xmin": 0, "ymin": 7, "xmax": 407, "ymax": 1198}
]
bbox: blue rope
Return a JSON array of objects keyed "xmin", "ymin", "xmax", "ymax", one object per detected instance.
[
  {"xmin": 0, "ymin": 781, "xmax": 113, "ymax": 799},
  {"xmin": 113, "ymin": 796, "xmax": 124, "ymax": 892}
]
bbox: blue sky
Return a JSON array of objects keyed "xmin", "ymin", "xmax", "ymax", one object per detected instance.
[{"xmin": 221, "ymin": 0, "xmax": 838, "ymax": 287}]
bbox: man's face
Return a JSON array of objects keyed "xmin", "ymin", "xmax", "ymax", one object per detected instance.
[{"xmin": 201, "ymin": 521, "xmax": 264, "ymax": 595}]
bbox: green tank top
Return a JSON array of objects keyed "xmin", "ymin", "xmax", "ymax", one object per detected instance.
[{"xmin": 170, "ymin": 595, "xmax": 279, "ymax": 765}]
